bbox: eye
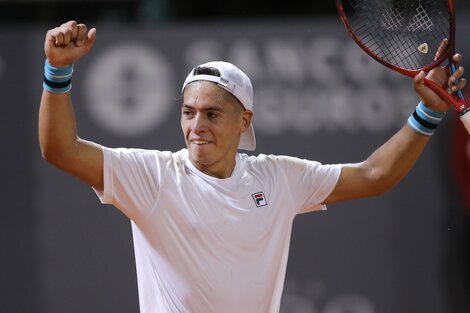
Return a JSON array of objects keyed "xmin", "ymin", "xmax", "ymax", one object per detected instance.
[
  {"xmin": 182, "ymin": 109, "xmax": 194, "ymax": 118},
  {"xmin": 207, "ymin": 111, "xmax": 218, "ymax": 118}
]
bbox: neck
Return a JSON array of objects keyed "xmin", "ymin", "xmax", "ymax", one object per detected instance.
[{"xmin": 190, "ymin": 153, "xmax": 237, "ymax": 179}]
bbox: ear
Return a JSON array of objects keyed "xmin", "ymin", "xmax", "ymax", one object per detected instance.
[{"xmin": 241, "ymin": 110, "xmax": 253, "ymax": 132}]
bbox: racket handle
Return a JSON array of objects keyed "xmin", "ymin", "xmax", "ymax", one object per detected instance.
[
  {"xmin": 459, "ymin": 110, "xmax": 470, "ymax": 135},
  {"xmin": 450, "ymin": 63, "xmax": 470, "ymax": 134},
  {"xmin": 423, "ymin": 78, "xmax": 465, "ymax": 111},
  {"xmin": 450, "ymin": 63, "xmax": 468, "ymax": 105}
]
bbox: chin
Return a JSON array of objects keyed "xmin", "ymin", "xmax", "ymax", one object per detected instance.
[{"xmin": 188, "ymin": 147, "xmax": 211, "ymax": 164}]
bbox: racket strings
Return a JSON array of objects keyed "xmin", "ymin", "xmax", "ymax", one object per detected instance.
[
  {"xmin": 382, "ymin": 7, "xmax": 404, "ymax": 30},
  {"xmin": 407, "ymin": 3, "xmax": 434, "ymax": 32},
  {"xmin": 342, "ymin": 0, "xmax": 451, "ymax": 71}
]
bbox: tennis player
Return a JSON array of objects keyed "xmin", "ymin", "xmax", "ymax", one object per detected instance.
[{"xmin": 39, "ymin": 21, "xmax": 466, "ymax": 313}]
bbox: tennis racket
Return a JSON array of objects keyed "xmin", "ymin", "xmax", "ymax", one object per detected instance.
[{"xmin": 336, "ymin": 0, "xmax": 470, "ymax": 134}]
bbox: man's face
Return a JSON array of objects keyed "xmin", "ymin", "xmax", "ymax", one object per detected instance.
[{"xmin": 181, "ymin": 81, "xmax": 252, "ymax": 178}]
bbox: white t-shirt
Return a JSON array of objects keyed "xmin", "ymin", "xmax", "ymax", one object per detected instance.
[{"xmin": 95, "ymin": 148, "xmax": 341, "ymax": 313}]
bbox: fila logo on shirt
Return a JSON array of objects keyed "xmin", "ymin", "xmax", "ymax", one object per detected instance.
[{"xmin": 252, "ymin": 192, "xmax": 267, "ymax": 207}]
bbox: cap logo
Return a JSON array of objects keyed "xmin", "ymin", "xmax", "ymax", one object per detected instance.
[{"xmin": 219, "ymin": 77, "xmax": 229, "ymax": 86}]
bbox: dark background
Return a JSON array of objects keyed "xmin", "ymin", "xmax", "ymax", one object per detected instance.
[
  {"xmin": 0, "ymin": 0, "xmax": 339, "ymax": 23},
  {"xmin": 1, "ymin": 1, "xmax": 470, "ymax": 313}
]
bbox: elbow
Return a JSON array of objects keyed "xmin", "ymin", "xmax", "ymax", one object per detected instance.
[
  {"xmin": 39, "ymin": 137, "xmax": 55, "ymax": 163},
  {"xmin": 40, "ymin": 143, "xmax": 61, "ymax": 166},
  {"xmin": 39, "ymin": 140, "xmax": 74, "ymax": 168},
  {"xmin": 39, "ymin": 140, "xmax": 51, "ymax": 162}
]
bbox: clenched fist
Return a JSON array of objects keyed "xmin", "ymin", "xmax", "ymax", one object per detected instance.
[{"xmin": 44, "ymin": 20, "xmax": 96, "ymax": 67}]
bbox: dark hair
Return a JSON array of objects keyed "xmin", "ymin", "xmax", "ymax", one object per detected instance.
[{"xmin": 193, "ymin": 66, "xmax": 221, "ymax": 77}]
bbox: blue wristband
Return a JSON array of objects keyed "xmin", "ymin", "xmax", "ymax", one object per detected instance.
[
  {"xmin": 43, "ymin": 59, "xmax": 74, "ymax": 93},
  {"xmin": 407, "ymin": 101, "xmax": 445, "ymax": 136}
]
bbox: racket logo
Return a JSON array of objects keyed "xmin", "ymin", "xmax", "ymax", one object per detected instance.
[{"xmin": 418, "ymin": 43, "xmax": 429, "ymax": 54}]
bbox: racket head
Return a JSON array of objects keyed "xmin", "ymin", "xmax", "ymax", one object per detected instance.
[{"xmin": 336, "ymin": 0, "xmax": 454, "ymax": 77}]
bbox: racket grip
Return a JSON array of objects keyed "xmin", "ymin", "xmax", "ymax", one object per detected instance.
[{"xmin": 459, "ymin": 110, "xmax": 470, "ymax": 135}]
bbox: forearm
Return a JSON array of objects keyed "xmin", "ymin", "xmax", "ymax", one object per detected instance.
[
  {"xmin": 39, "ymin": 91, "xmax": 79, "ymax": 165},
  {"xmin": 39, "ymin": 89, "xmax": 104, "ymax": 188},
  {"xmin": 325, "ymin": 123, "xmax": 431, "ymax": 204},
  {"xmin": 360, "ymin": 123, "xmax": 430, "ymax": 194}
]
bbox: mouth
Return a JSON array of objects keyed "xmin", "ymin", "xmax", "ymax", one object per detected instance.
[{"xmin": 190, "ymin": 139, "xmax": 212, "ymax": 146}]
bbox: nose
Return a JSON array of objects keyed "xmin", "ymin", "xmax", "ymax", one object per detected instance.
[{"xmin": 191, "ymin": 112, "xmax": 207, "ymax": 134}]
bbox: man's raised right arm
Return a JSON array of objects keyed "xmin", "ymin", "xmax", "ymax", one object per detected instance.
[{"xmin": 39, "ymin": 21, "xmax": 104, "ymax": 190}]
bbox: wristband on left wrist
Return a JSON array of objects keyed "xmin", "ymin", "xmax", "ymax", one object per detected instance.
[{"xmin": 407, "ymin": 101, "xmax": 445, "ymax": 136}]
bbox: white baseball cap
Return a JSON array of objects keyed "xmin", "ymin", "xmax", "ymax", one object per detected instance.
[{"xmin": 181, "ymin": 61, "xmax": 256, "ymax": 151}]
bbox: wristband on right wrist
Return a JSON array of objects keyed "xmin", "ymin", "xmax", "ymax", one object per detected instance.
[
  {"xmin": 43, "ymin": 59, "xmax": 74, "ymax": 93},
  {"xmin": 407, "ymin": 101, "xmax": 445, "ymax": 136}
]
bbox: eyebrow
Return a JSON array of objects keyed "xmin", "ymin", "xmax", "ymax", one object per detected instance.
[{"xmin": 181, "ymin": 104, "xmax": 225, "ymax": 112}]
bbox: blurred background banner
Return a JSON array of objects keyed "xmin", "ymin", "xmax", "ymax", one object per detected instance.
[{"xmin": 1, "ymin": 1, "xmax": 470, "ymax": 313}]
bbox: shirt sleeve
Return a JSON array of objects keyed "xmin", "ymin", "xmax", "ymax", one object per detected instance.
[
  {"xmin": 275, "ymin": 155, "xmax": 341, "ymax": 214},
  {"xmin": 94, "ymin": 146, "xmax": 169, "ymax": 221}
]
